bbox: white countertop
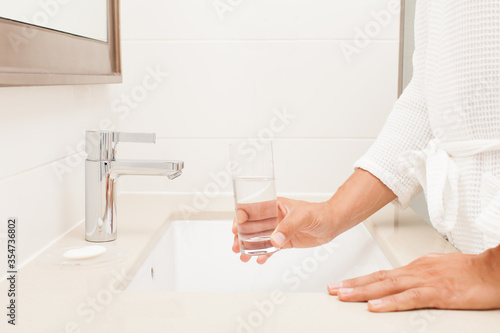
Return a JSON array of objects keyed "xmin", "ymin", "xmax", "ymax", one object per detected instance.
[{"xmin": 2, "ymin": 193, "xmax": 499, "ymax": 333}]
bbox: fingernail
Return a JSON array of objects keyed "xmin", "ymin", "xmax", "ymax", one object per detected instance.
[
  {"xmin": 327, "ymin": 282, "xmax": 342, "ymax": 290},
  {"xmin": 368, "ymin": 299, "xmax": 383, "ymax": 309},
  {"xmin": 338, "ymin": 288, "xmax": 353, "ymax": 295},
  {"xmin": 271, "ymin": 232, "xmax": 286, "ymax": 247}
]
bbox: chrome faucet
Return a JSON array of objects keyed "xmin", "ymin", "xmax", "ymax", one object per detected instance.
[{"xmin": 85, "ymin": 130, "xmax": 184, "ymax": 242}]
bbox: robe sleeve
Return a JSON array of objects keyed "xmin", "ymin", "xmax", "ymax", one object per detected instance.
[{"xmin": 354, "ymin": 0, "xmax": 433, "ymax": 208}]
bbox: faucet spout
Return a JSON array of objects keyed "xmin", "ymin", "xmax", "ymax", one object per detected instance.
[{"xmin": 110, "ymin": 160, "xmax": 184, "ymax": 178}]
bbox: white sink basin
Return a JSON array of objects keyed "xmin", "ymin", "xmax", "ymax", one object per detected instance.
[{"xmin": 126, "ymin": 219, "xmax": 393, "ymax": 293}]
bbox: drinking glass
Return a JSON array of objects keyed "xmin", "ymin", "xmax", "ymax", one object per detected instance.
[{"xmin": 229, "ymin": 140, "xmax": 280, "ymax": 256}]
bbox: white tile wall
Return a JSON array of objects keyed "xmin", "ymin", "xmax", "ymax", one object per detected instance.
[
  {"xmin": 121, "ymin": 0, "xmax": 400, "ymax": 41},
  {"xmin": 116, "ymin": 40, "xmax": 398, "ymax": 138},
  {"xmin": 4, "ymin": 88, "xmax": 119, "ymax": 173},
  {"xmin": 0, "ymin": 85, "xmax": 118, "ymax": 272},
  {"xmin": 0, "ymin": 159, "xmax": 84, "ymax": 268},
  {"xmin": 0, "ymin": 0, "xmax": 401, "ymax": 271},
  {"xmin": 117, "ymin": 0, "xmax": 401, "ymax": 195}
]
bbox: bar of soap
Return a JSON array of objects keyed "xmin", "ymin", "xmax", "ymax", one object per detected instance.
[{"xmin": 63, "ymin": 245, "xmax": 107, "ymax": 260}]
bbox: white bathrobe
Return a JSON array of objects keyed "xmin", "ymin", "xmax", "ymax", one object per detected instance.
[{"xmin": 355, "ymin": 0, "xmax": 500, "ymax": 254}]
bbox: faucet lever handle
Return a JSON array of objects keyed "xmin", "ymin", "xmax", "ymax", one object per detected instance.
[
  {"xmin": 118, "ymin": 132, "xmax": 156, "ymax": 144},
  {"xmin": 86, "ymin": 130, "xmax": 157, "ymax": 161}
]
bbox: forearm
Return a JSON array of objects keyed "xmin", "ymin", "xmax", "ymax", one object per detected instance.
[
  {"xmin": 327, "ymin": 168, "xmax": 396, "ymax": 236},
  {"xmin": 256, "ymin": 169, "xmax": 398, "ymax": 255}
]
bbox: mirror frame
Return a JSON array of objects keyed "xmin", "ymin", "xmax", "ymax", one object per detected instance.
[{"xmin": 0, "ymin": 0, "xmax": 121, "ymax": 86}]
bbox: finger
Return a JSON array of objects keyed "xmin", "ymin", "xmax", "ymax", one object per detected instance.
[
  {"xmin": 256, "ymin": 254, "xmax": 273, "ymax": 265},
  {"xmin": 236, "ymin": 200, "xmax": 278, "ymax": 221},
  {"xmin": 239, "ymin": 229, "xmax": 277, "ymax": 240},
  {"xmin": 277, "ymin": 198, "xmax": 290, "ymax": 216},
  {"xmin": 336, "ymin": 276, "xmax": 420, "ymax": 302},
  {"xmin": 237, "ymin": 216, "xmax": 279, "ymax": 235},
  {"xmin": 235, "ymin": 209, "xmax": 249, "ymax": 225},
  {"xmin": 328, "ymin": 269, "xmax": 403, "ymax": 295},
  {"xmin": 232, "ymin": 235, "xmax": 240, "ymax": 253},
  {"xmin": 232, "ymin": 218, "xmax": 238, "ymax": 235},
  {"xmin": 327, "ymin": 282, "xmax": 343, "ymax": 296},
  {"xmin": 270, "ymin": 209, "xmax": 306, "ymax": 248},
  {"xmin": 338, "ymin": 269, "xmax": 397, "ymax": 289},
  {"xmin": 239, "ymin": 253, "xmax": 252, "ymax": 263},
  {"xmin": 367, "ymin": 287, "xmax": 439, "ymax": 312}
]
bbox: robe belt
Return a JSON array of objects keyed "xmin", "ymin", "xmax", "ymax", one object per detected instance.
[{"xmin": 398, "ymin": 139, "xmax": 500, "ymax": 234}]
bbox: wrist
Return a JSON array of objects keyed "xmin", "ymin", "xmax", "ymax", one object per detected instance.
[
  {"xmin": 323, "ymin": 196, "xmax": 352, "ymax": 238},
  {"xmin": 476, "ymin": 244, "xmax": 500, "ymax": 286},
  {"xmin": 324, "ymin": 169, "xmax": 396, "ymax": 236},
  {"xmin": 480, "ymin": 244, "xmax": 500, "ymax": 268}
]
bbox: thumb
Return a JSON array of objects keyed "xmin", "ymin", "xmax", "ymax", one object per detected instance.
[{"xmin": 270, "ymin": 209, "xmax": 303, "ymax": 249}]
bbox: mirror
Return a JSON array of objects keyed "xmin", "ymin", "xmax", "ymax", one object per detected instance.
[
  {"xmin": 0, "ymin": 0, "xmax": 108, "ymax": 42},
  {"xmin": 0, "ymin": 0, "xmax": 121, "ymax": 86}
]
